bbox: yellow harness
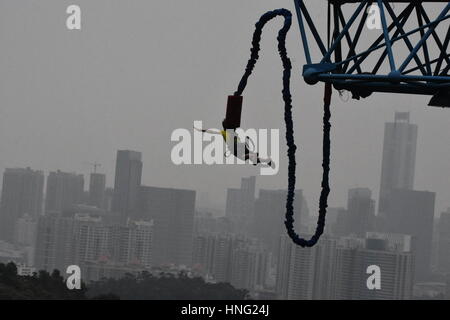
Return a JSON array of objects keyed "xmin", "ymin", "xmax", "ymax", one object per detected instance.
[{"xmin": 220, "ymin": 130, "xmax": 229, "ymax": 142}]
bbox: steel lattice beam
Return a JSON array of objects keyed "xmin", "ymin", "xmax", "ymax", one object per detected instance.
[{"xmin": 294, "ymin": 0, "xmax": 450, "ymax": 106}]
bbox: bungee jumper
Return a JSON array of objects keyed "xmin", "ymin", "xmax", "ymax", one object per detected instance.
[
  {"xmin": 201, "ymin": 8, "xmax": 330, "ymax": 248},
  {"xmin": 194, "ymin": 125, "xmax": 276, "ymax": 169},
  {"xmin": 199, "ymin": 0, "xmax": 449, "ymax": 248}
]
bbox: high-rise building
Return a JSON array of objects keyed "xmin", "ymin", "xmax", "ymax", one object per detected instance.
[
  {"xmin": 103, "ymin": 187, "xmax": 114, "ymax": 212},
  {"xmin": 107, "ymin": 224, "xmax": 133, "ymax": 265},
  {"xmin": 14, "ymin": 214, "xmax": 37, "ymax": 247},
  {"xmin": 345, "ymin": 188, "xmax": 376, "ymax": 237},
  {"xmin": 192, "ymin": 234, "xmax": 268, "ymax": 292},
  {"xmin": 379, "ymin": 112, "xmax": 418, "ymax": 215},
  {"xmin": 329, "ymin": 207, "xmax": 347, "ymax": 236},
  {"xmin": 35, "ymin": 212, "xmax": 153, "ymax": 273},
  {"xmin": 192, "ymin": 234, "xmax": 216, "ymax": 276},
  {"xmin": 241, "ymin": 176, "xmax": 256, "ymax": 197},
  {"xmin": 333, "ymin": 236, "xmax": 414, "ymax": 300},
  {"xmin": 276, "ymin": 234, "xmax": 414, "ymax": 300},
  {"xmin": 0, "ymin": 168, "xmax": 44, "ymax": 242},
  {"xmin": 438, "ymin": 208, "xmax": 450, "ymax": 273},
  {"xmin": 312, "ymin": 238, "xmax": 338, "ymax": 299},
  {"xmin": 275, "ymin": 235, "xmax": 336, "ymax": 300},
  {"xmin": 210, "ymin": 235, "xmax": 233, "ymax": 283},
  {"xmin": 385, "ymin": 189, "xmax": 435, "ymax": 279},
  {"xmin": 88, "ymin": 173, "xmax": 106, "ymax": 209},
  {"xmin": 225, "ymin": 176, "xmax": 256, "ymax": 235},
  {"xmin": 275, "ymin": 235, "xmax": 293, "ymax": 299},
  {"xmin": 254, "ymin": 189, "xmax": 307, "ymax": 257},
  {"xmin": 74, "ymin": 215, "xmax": 153, "ymax": 268},
  {"xmin": 229, "ymin": 239, "xmax": 268, "ymax": 291},
  {"xmin": 72, "ymin": 214, "xmax": 109, "ymax": 264},
  {"xmin": 34, "ymin": 213, "xmax": 75, "ymax": 272},
  {"xmin": 193, "ymin": 211, "xmax": 234, "ymax": 236},
  {"xmin": 138, "ymin": 186, "xmax": 195, "ymax": 267},
  {"xmin": 45, "ymin": 170, "xmax": 84, "ymax": 213},
  {"xmin": 112, "ymin": 150, "xmax": 143, "ymax": 220},
  {"xmin": 127, "ymin": 220, "xmax": 153, "ymax": 267}
]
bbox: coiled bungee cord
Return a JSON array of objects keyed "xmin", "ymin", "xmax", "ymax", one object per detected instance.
[{"xmin": 230, "ymin": 8, "xmax": 332, "ymax": 247}]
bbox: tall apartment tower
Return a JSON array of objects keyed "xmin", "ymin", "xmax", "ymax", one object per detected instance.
[
  {"xmin": 72, "ymin": 214, "xmax": 109, "ymax": 264},
  {"xmin": 0, "ymin": 168, "xmax": 44, "ymax": 242},
  {"xmin": 438, "ymin": 208, "xmax": 450, "ymax": 273},
  {"xmin": 254, "ymin": 189, "xmax": 306, "ymax": 257},
  {"xmin": 45, "ymin": 170, "xmax": 84, "ymax": 213},
  {"xmin": 138, "ymin": 186, "xmax": 196, "ymax": 267},
  {"xmin": 88, "ymin": 173, "xmax": 106, "ymax": 209},
  {"xmin": 276, "ymin": 234, "xmax": 414, "ymax": 300},
  {"xmin": 333, "ymin": 236, "xmax": 414, "ymax": 300},
  {"xmin": 34, "ymin": 214, "xmax": 75, "ymax": 272},
  {"xmin": 35, "ymin": 213, "xmax": 153, "ymax": 273},
  {"xmin": 192, "ymin": 234, "xmax": 216, "ymax": 275},
  {"xmin": 346, "ymin": 188, "xmax": 376, "ymax": 237},
  {"xmin": 112, "ymin": 150, "xmax": 143, "ymax": 220},
  {"xmin": 210, "ymin": 235, "xmax": 234, "ymax": 282},
  {"xmin": 192, "ymin": 234, "xmax": 268, "ymax": 292},
  {"xmin": 225, "ymin": 176, "xmax": 256, "ymax": 235},
  {"xmin": 73, "ymin": 216, "xmax": 153, "ymax": 268},
  {"xmin": 386, "ymin": 189, "xmax": 435, "ymax": 279},
  {"xmin": 14, "ymin": 214, "xmax": 37, "ymax": 246},
  {"xmin": 229, "ymin": 239, "xmax": 268, "ymax": 292},
  {"xmin": 275, "ymin": 235, "xmax": 336, "ymax": 300},
  {"xmin": 129, "ymin": 220, "xmax": 153, "ymax": 267},
  {"xmin": 379, "ymin": 112, "xmax": 418, "ymax": 215}
]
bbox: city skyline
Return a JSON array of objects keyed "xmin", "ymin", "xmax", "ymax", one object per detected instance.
[
  {"xmin": 0, "ymin": 122, "xmax": 443, "ymax": 219},
  {"xmin": 1, "ymin": 1, "xmax": 450, "ymax": 218},
  {"xmin": 0, "ymin": 136, "xmax": 449, "ymax": 299},
  {"xmin": 0, "ymin": 1, "xmax": 449, "ymax": 301}
]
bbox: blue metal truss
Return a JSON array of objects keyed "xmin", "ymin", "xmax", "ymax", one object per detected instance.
[{"xmin": 294, "ymin": 0, "xmax": 450, "ymax": 106}]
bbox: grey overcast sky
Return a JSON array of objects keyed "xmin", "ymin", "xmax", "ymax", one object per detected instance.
[{"xmin": 0, "ymin": 1, "xmax": 449, "ymax": 215}]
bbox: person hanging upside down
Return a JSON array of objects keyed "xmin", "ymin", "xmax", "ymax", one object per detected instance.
[{"xmin": 194, "ymin": 122, "xmax": 275, "ymax": 169}]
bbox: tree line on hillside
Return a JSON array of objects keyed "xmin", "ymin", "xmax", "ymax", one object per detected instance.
[{"xmin": 0, "ymin": 262, "xmax": 249, "ymax": 300}]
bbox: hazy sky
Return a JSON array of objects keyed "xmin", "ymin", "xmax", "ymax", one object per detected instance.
[{"xmin": 1, "ymin": 0, "xmax": 449, "ymax": 216}]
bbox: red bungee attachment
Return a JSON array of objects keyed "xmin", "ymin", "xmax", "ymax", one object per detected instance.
[{"xmin": 222, "ymin": 95, "xmax": 243, "ymax": 130}]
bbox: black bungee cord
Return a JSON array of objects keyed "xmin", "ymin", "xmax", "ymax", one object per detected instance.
[{"xmin": 227, "ymin": 8, "xmax": 332, "ymax": 247}]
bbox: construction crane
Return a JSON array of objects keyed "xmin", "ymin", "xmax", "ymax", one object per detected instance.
[
  {"xmin": 296, "ymin": 0, "xmax": 450, "ymax": 106},
  {"xmin": 84, "ymin": 162, "xmax": 102, "ymax": 174},
  {"xmin": 214, "ymin": 0, "xmax": 449, "ymax": 247}
]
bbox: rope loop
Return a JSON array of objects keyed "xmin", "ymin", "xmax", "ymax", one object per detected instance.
[{"xmin": 234, "ymin": 9, "xmax": 332, "ymax": 247}]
